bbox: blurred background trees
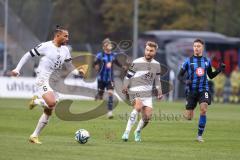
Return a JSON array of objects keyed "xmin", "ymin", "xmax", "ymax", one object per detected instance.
[{"xmin": 7, "ymin": 0, "xmax": 240, "ymax": 43}]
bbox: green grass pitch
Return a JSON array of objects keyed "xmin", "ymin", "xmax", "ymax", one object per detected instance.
[{"xmin": 0, "ymin": 98, "xmax": 239, "ymax": 160}]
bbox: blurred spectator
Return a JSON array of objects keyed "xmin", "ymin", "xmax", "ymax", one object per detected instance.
[
  {"xmin": 212, "ymin": 68, "xmax": 226, "ymax": 103},
  {"xmin": 229, "ymin": 66, "xmax": 240, "ymax": 103}
]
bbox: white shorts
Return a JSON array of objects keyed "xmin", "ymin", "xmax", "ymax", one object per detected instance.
[
  {"xmin": 131, "ymin": 97, "xmax": 153, "ymax": 108},
  {"xmin": 140, "ymin": 97, "xmax": 153, "ymax": 108},
  {"xmin": 35, "ymin": 72, "xmax": 61, "ymax": 98},
  {"xmin": 35, "ymin": 75, "xmax": 54, "ymax": 95},
  {"xmin": 129, "ymin": 90, "xmax": 153, "ymax": 108}
]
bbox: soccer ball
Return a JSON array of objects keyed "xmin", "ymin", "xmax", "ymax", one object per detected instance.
[{"xmin": 75, "ymin": 129, "xmax": 90, "ymax": 144}]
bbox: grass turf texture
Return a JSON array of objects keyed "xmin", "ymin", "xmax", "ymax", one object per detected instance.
[{"xmin": 0, "ymin": 98, "xmax": 239, "ymax": 160}]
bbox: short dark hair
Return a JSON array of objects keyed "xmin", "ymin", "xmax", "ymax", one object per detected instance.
[
  {"xmin": 53, "ymin": 25, "xmax": 67, "ymax": 36},
  {"xmin": 146, "ymin": 41, "xmax": 158, "ymax": 49},
  {"xmin": 193, "ymin": 39, "xmax": 204, "ymax": 45}
]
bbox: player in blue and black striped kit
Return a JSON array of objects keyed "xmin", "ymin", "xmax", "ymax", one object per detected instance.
[
  {"xmin": 93, "ymin": 38, "xmax": 121, "ymax": 119},
  {"xmin": 178, "ymin": 39, "xmax": 225, "ymax": 142}
]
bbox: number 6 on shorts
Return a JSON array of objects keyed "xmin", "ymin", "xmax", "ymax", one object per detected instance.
[{"xmin": 43, "ymin": 86, "xmax": 48, "ymax": 92}]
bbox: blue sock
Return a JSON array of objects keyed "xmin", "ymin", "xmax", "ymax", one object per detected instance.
[
  {"xmin": 108, "ymin": 96, "xmax": 113, "ymax": 111},
  {"xmin": 198, "ymin": 115, "xmax": 206, "ymax": 136}
]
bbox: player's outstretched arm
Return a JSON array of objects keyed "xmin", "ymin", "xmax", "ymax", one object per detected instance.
[
  {"xmin": 207, "ymin": 63, "xmax": 225, "ymax": 79},
  {"xmin": 11, "ymin": 52, "xmax": 32, "ymax": 77},
  {"xmin": 64, "ymin": 59, "xmax": 86, "ymax": 77}
]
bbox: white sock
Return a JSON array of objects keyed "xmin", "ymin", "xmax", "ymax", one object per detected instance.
[
  {"xmin": 34, "ymin": 98, "xmax": 48, "ymax": 108},
  {"xmin": 125, "ymin": 109, "xmax": 138, "ymax": 133},
  {"xmin": 31, "ymin": 113, "xmax": 50, "ymax": 137},
  {"xmin": 135, "ymin": 119, "xmax": 144, "ymax": 132}
]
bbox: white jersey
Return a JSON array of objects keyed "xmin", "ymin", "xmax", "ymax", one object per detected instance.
[
  {"xmin": 30, "ymin": 41, "xmax": 71, "ymax": 75},
  {"xmin": 128, "ymin": 57, "xmax": 161, "ymax": 92},
  {"xmin": 14, "ymin": 41, "xmax": 72, "ymax": 96},
  {"xmin": 124, "ymin": 57, "xmax": 162, "ymax": 107}
]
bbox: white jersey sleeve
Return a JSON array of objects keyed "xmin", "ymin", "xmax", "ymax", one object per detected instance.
[
  {"xmin": 29, "ymin": 43, "xmax": 48, "ymax": 57},
  {"xmin": 14, "ymin": 43, "xmax": 48, "ymax": 72},
  {"xmin": 63, "ymin": 46, "xmax": 72, "ymax": 62},
  {"xmin": 123, "ymin": 60, "xmax": 138, "ymax": 88},
  {"xmin": 14, "ymin": 52, "xmax": 32, "ymax": 73}
]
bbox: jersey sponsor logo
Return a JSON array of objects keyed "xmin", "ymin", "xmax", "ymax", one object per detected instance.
[
  {"xmin": 142, "ymin": 72, "xmax": 154, "ymax": 83},
  {"xmin": 196, "ymin": 67, "xmax": 205, "ymax": 77},
  {"xmin": 106, "ymin": 62, "xmax": 112, "ymax": 69}
]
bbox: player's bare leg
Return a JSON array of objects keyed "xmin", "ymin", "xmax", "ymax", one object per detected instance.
[
  {"xmin": 107, "ymin": 89, "xmax": 114, "ymax": 119},
  {"xmin": 122, "ymin": 98, "xmax": 142, "ymax": 141},
  {"xmin": 29, "ymin": 91, "xmax": 56, "ymax": 144},
  {"xmin": 218, "ymin": 89, "xmax": 224, "ymax": 103},
  {"xmin": 184, "ymin": 109, "xmax": 194, "ymax": 120},
  {"xmin": 197, "ymin": 102, "xmax": 208, "ymax": 142},
  {"xmin": 134, "ymin": 106, "xmax": 152, "ymax": 142}
]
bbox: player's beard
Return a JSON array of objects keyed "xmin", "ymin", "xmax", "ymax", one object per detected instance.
[
  {"xmin": 62, "ymin": 40, "xmax": 68, "ymax": 46},
  {"xmin": 145, "ymin": 55, "xmax": 153, "ymax": 61}
]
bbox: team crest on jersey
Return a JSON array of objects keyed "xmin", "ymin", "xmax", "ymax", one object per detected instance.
[{"xmin": 196, "ymin": 67, "xmax": 204, "ymax": 77}]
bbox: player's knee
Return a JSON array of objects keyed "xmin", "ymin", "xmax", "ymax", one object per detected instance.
[
  {"xmin": 97, "ymin": 90, "xmax": 104, "ymax": 99},
  {"xmin": 200, "ymin": 109, "xmax": 207, "ymax": 115},
  {"xmin": 134, "ymin": 101, "xmax": 142, "ymax": 112},
  {"xmin": 108, "ymin": 90, "xmax": 113, "ymax": 96},
  {"xmin": 46, "ymin": 100, "xmax": 56, "ymax": 108},
  {"xmin": 134, "ymin": 107, "xmax": 141, "ymax": 112}
]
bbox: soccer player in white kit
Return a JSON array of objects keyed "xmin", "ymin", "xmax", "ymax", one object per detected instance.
[
  {"xmin": 11, "ymin": 26, "xmax": 78, "ymax": 144},
  {"xmin": 122, "ymin": 41, "xmax": 163, "ymax": 142}
]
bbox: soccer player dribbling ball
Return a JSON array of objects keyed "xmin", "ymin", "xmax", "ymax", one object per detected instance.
[
  {"xmin": 178, "ymin": 39, "xmax": 225, "ymax": 142},
  {"xmin": 121, "ymin": 41, "xmax": 163, "ymax": 142},
  {"xmin": 11, "ymin": 25, "xmax": 80, "ymax": 144}
]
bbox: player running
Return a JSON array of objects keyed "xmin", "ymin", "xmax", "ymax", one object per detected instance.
[
  {"xmin": 93, "ymin": 38, "xmax": 122, "ymax": 119},
  {"xmin": 178, "ymin": 39, "xmax": 225, "ymax": 142},
  {"xmin": 121, "ymin": 41, "xmax": 163, "ymax": 142},
  {"xmin": 11, "ymin": 25, "xmax": 79, "ymax": 144}
]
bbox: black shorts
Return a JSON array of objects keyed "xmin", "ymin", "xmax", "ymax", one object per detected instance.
[
  {"xmin": 185, "ymin": 91, "xmax": 211, "ymax": 110},
  {"xmin": 97, "ymin": 80, "xmax": 114, "ymax": 91}
]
